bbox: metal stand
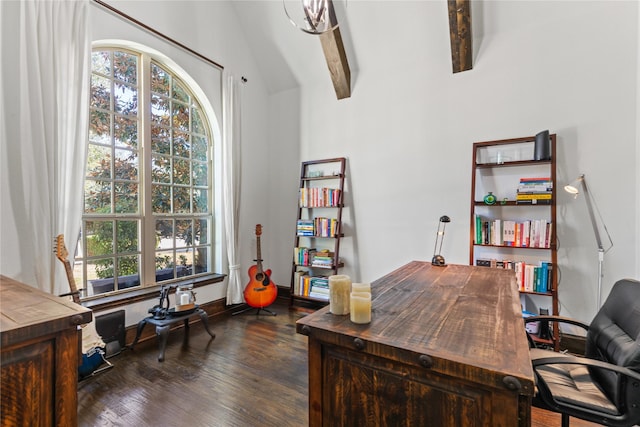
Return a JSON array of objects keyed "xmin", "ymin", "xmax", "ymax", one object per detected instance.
[
  {"xmin": 232, "ymin": 305, "xmax": 277, "ymax": 316},
  {"xmin": 580, "ymin": 176, "xmax": 610, "ymax": 310}
]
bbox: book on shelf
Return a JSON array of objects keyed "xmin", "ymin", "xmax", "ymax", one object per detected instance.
[
  {"xmin": 516, "ymin": 193, "xmax": 552, "ymax": 200},
  {"xmin": 308, "ymin": 277, "xmax": 330, "ymax": 300},
  {"xmin": 295, "ymin": 273, "xmax": 331, "ymax": 300},
  {"xmin": 476, "ymin": 258, "xmax": 553, "ymax": 293},
  {"xmin": 294, "ymin": 270, "xmax": 309, "ymax": 296},
  {"xmin": 299, "ymin": 187, "xmax": 342, "ymax": 208},
  {"xmin": 474, "ymin": 215, "xmax": 552, "ymax": 248},
  {"xmin": 314, "ymin": 217, "xmax": 339, "ymax": 238},
  {"xmin": 296, "ymin": 217, "xmax": 339, "ymax": 237},
  {"xmin": 294, "ymin": 247, "xmax": 316, "ymax": 266},
  {"xmin": 296, "ymin": 219, "xmax": 315, "ymax": 236},
  {"xmin": 517, "ymin": 177, "xmax": 553, "ymax": 193},
  {"xmin": 311, "ymin": 249, "xmax": 335, "ymax": 267},
  {"xmin": 516, "ymin": 199, "xmax": 552, "ymax": 205}
]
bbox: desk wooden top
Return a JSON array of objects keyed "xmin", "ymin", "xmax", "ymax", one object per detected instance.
[
  {"xmin": 296, "ymin": 262, "xmax": 534, "ymax": 396},
  {"xmin": 1, "ymin": 275, "xmax": 92, "ymax": 347}
]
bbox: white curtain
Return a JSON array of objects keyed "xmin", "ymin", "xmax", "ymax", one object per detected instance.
[
  {"xmin": 0, "ymin": 0, "xmax": 90, "ymax": 294},
  {"xmin": 223, "ymin": 72, "xmax": 244, "ymax": 304}
]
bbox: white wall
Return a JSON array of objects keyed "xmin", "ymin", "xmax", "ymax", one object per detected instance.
[{"xmin": 267, "ymin": 1, "xmax": 639, "ymax": 324}]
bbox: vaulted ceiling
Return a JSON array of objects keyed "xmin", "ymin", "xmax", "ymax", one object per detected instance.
[{"xmin": 230, "ymin": 1, "xmax": 478, "ymax": 98}]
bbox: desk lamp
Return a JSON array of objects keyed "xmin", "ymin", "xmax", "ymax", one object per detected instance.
[{"xmin": 432, "ymin": 215, "xmax": 451, "ymax": 267}]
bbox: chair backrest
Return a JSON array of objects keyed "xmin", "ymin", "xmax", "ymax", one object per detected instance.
[{"xmin": 585, "ymin": 278, "xmax": 640, "ymax": 408}]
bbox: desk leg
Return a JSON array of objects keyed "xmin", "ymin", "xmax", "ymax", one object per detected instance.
[
  {"xmin": 197, "ymin": 309, "xmax": 216, "ymax": 339},
  {"xmin": 155, "ymin": 324, "xmax": 171, "ymax": 362},
  {"xmin": 130, "ymin": 318, "xmax": 149, "ymax": 349}
]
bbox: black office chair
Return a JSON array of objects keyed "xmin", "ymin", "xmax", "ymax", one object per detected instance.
[{"xmin": 524, "ymin": 278, "xmax": 640, "ymax": 427}]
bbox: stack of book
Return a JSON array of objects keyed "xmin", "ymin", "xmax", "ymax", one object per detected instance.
[
  {"xmin": 516, "ymin": 177, "xmax": 553, "ymax": 205},
  {"xmin": 311, "ymin": 250, "xmax": 334, "ymax": 268},
  {"xmin": 308, "ymin": 277, "xmax": 330, "ymax": 300},
  {"xmin": 296, "ymin": 219, "xmax": 315, "ymax": 236}
]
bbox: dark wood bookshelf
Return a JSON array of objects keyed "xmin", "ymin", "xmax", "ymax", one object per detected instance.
[
  {"xmin": 469, "ymin": 134, "xmax": 559, "ymax": 350},
  {"xmin": 291, "ymin": 158, "xmax": 347, "ymax": 307}
]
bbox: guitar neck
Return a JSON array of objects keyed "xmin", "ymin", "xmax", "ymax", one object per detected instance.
[
  {"xmin": 255, "ymin": 236, "xmax": 263, "ymax": 271},
  {"xmin": 63, "ymin": 260, "xmax": 80, "ymax": 305}
]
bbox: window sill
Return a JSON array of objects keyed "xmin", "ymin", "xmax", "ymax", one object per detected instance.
[{"xmin": 82, "ymin": 273, "xmax": 226, "ymax": 313}]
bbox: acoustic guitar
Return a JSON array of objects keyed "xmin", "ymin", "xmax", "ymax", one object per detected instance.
[{"xmin": 243, "ymin": 224, "xmax": 278, "ymax": 308}]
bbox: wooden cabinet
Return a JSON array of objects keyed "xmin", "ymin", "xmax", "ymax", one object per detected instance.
[
  {"xmin": 296, "ymin": 262, "xmax": 535, "ymax": 427},
  {"xmin": 290, "ymin": 157, "xmax": 346, "ymax": 306},
  {"xmin": 469, "ymin": 134, "xmax": 559, "ymax": 348},
  {"xmin": 1, "ymin": 276, "xmax": 92, "ymax": 427}
]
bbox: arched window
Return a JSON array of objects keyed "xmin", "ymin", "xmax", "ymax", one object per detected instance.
[{"xmin": 79, "ymin": 47, "xmax": 215, "ymax": 297}]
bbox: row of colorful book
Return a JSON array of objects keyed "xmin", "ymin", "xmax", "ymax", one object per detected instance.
[
  {"xmin": 474, "ymin": 215, "xmax": 553, "ymax": 248},
  {"xmin": 299, "ymin": 187, "xmax": 342, "ymax": 208},
  {"xmin": 293, "ymin": 271, "xmax": 330, "ymax": 300},
  {"xmin": 516, "ymin": 177, "xmax": 552, "ymax": 205},
  {"xmin": 296, "ymin": 217, "xmax": 339, "ymax": 237},
  {"xmin": 293, "ymin": 247, "xmax": 335, "ymax": 267},
  {"xmin": 476, "ymin": 259, "xmax": 553, "ymax": 293}
]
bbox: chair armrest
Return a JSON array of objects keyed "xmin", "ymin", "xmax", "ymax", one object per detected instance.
[
  {"xmin": 524, "ymin": 315, "xmax": 590, "ymax": 332},
  {"xmin": 532, "ymin": 355, "xmax": 640, "ymax": 382}
]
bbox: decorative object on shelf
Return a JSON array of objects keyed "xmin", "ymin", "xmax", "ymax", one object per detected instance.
[
  {"xmin": 564, "ymin": 174, "xmax": 613, "ymax": 309},
  {"xmin": 283, "ymin": 0, "xmax": 346, "ymax": 35},
  {"xmin": 328, "ymin": 274, "xmax": 351, "ymax": 315},
  {"xmin": 534, "ymin": 129, "xmax": 551, "ymax": 160},
  {"xmin": 431, "ymin": 215, "xmax": 451, "ymax": 267},
  {"xmin": 501, "ymin": 198, "xmax": 508, "ymax": 205},
  {"xmin": 483, "ymin": 192, "xmax": 496, "ymax": 205}
]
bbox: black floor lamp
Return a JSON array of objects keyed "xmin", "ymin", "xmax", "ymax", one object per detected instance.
[{"xmin": 564, "ymin": 174, "xmax": 613, "ymax": 309}]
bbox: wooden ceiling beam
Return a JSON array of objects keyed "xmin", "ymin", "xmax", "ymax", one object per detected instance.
[
  {"xmin": 447, "ymin": 0, "xmax": 473, "ymax": 73},
  {"xmin": 319, "ymin": 26, "xmax": 351, "ymax": 100}
]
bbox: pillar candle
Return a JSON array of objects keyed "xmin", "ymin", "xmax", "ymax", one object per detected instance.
[
  {"xmin": 350, "ymin": 292, "xmax": 371, "ymax": 324},
  {"xmin": 180, "ymin": 293, "xmax": 190, "ymax": 305},
  {"xmin": 329, "ymin": 275, "xmax": 351, "ymax": 315},
  {"xmin": 351, "ymin": 282, "xmax": 371, "ymax": 294}
]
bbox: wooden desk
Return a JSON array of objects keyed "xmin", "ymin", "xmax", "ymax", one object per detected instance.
[
  {"xmin": 1, "ymin": 275, "xmax": 92, "ymax": 427},
  {"xmin": 296, "ymin": 262, "xmax": 535, "ymax": 427}
]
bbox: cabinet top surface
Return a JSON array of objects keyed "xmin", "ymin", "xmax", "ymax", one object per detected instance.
[
  {"xmin": 1, "ymin": 275, "xmax": 92, "ymax": 345},
  {"xmin": 296, "ymin": 262, "xmax": 534, "ymax": 388}
]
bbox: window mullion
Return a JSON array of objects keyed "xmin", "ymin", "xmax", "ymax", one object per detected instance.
[{"xmin": 140, "ymin": 54, "xmax": 156, "ymax": 285}]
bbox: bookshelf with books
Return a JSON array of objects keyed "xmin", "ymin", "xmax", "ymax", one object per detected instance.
[
  {"xmin": 469, "ymin": 134, "xmax": 559, "ymax": 349},
  {"xmin": 291, "ymin": 158, "xmax": 346, "ymax": 306}
]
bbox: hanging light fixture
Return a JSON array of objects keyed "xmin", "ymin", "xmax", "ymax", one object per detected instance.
[{"xmin": 283, "ymin": 0, "xmax": 346, "ymax": 35}]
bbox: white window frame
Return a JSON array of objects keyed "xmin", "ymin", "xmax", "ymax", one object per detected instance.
[{"xmin": 80, "ymin": 43, "xmax": 218, "ymax": 299}]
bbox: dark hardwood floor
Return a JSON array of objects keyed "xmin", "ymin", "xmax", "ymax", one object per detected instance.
[{"xmin": 78, "ymin": 299, "xmax": 599, "ymax": 427}]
